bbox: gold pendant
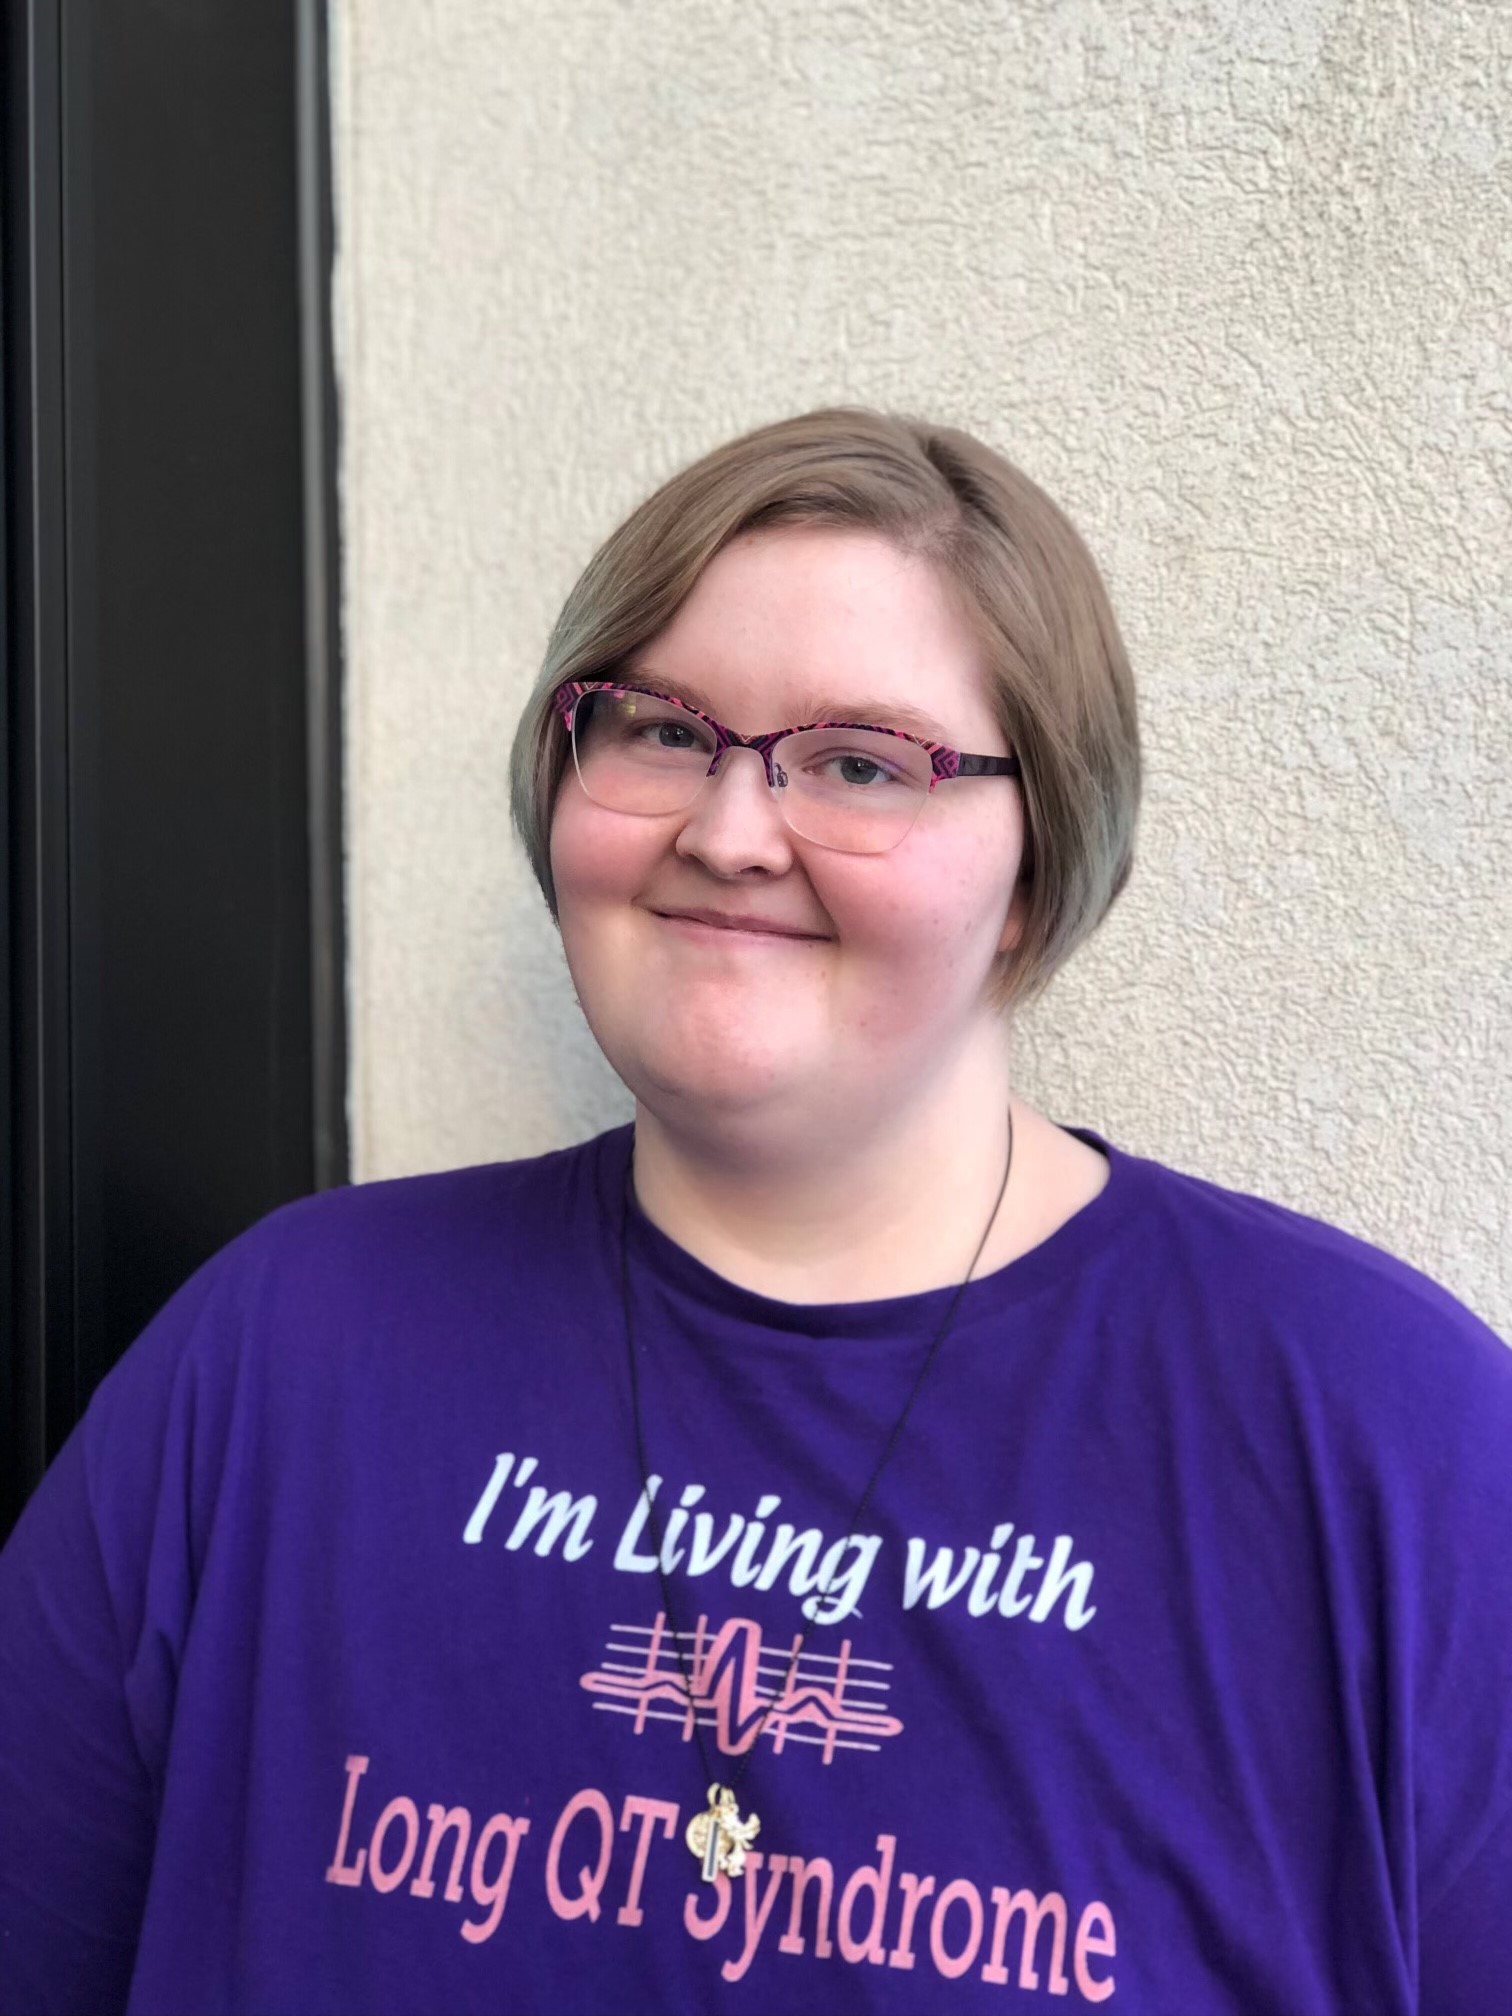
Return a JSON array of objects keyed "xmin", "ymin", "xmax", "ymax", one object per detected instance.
[{"xmin": 684, "ymin": 1782, "xmax": 761, "ymax": 1882}]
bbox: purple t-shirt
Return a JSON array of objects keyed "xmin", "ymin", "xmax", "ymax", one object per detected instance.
[{"xmin": 3, "ymin": 1123, "xmax": 1511, "ymax": 2014}]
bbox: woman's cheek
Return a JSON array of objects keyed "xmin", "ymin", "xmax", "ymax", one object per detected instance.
[{"xmin": 550, "ymin": 796, "xmax": 629, "ymax": 908}]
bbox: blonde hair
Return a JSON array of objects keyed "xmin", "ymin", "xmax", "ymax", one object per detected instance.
[{"xmin": 509, "ymin": 407, "xmax": 1140, "ymax": 1014}]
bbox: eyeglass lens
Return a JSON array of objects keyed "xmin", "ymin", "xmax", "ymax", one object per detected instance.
[{"xmin": 570, "ymin": 690, "xmax": 932, "ymax": 854}]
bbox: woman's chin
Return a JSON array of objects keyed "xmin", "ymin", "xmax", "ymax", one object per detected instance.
[{"xmin": 624, "ymin": 1033, "xmax": 803, "ymax": 1115}]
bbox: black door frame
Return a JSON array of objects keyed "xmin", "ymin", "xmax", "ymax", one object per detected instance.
[{"xmin": 2, "ymin": 0, "xmax": 347, "ymax": 1535}]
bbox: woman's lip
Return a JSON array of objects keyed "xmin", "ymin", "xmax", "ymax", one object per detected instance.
[{"xmin": 652, "ymin": 911, "xmax": 829, "ymax": 943}]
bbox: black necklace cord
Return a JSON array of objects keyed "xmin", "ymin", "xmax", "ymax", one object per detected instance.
[{"xmin": 621, "ymin": 1107, "xmax": 1015, "ymax": 1807}]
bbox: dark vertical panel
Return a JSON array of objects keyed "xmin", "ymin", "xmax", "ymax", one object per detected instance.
[
  {"xmin": 75, "ymin": 2, "xmax": 316, "ymax": 1359},
  {"xmin": 3, "ymin": 1, "xmax": 76, "ymax": 1521},
  {"xmin": 2, "ymin": 2, "xmax": 346, "ymax": 1538}
]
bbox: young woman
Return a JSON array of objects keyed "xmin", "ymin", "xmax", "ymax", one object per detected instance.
[{"xmin": 2, "ymin": 409, "xmax": 1508, "ymax": 2015}]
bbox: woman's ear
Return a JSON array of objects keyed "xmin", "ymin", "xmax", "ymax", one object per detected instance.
[{"xmin": 999, "ymin": 878, "xmax": 1030, "ymax": 956}]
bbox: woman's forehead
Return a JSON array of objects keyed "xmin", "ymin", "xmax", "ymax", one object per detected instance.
[{"xmin": 627, "ymin": 527, "xmax": 1001, "ymax": 746}]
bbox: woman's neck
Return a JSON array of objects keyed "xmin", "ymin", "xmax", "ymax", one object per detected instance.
[{"xmin": 628, "ymin": 1068, "xmax": 1106, "ymax": 1306}]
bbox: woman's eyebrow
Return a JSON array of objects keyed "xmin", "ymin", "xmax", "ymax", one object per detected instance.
[
  {"xmin": 624, "ymin": 668, "xmax": 716, "ymax": 713},
  {"xmin": 630, "ymin": 668, "xmax": 953, "ymax": 743},
  {"xmin": 798, "ymin": 694, "xmax": 953, "ymax": 741}
]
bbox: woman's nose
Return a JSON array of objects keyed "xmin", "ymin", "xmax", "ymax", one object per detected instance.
[{"xmin": 673, "ymin": 746, "xmax": 794, "ymax": 875}]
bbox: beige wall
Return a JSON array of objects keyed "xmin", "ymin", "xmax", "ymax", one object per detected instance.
[{"xmin": 329, "ymin": 0, "xmax": 1511, "ymax": 1335}]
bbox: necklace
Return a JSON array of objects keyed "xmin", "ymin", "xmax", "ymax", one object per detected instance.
[{"xmin": 619, "ymin": 1108, "xmax": 1015, "ymax": 1884}]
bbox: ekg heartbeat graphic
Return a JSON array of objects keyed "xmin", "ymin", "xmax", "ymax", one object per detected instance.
[{"xmin": 580, "ymin": 1611, "xmax": 904, "ymax": 1764}]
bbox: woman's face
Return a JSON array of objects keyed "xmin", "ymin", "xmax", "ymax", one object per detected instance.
[{"xmin": 548, "ymin": 526, "xmax": 1029, "ymax": 1138}]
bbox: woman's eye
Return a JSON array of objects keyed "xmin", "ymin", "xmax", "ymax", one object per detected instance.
[{"xmin": 824, "ymin": 754, "xmax": 897, "ymax": 787}]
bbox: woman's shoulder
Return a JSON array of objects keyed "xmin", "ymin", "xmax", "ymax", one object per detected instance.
[
  {"xmin": 86, "ymin": 1125, "xmax": 629, "ymax": 1426},
  {"xmin": 1123, "ymin": 1136, "xmax": 1512, "ymax": 1432},
  {"xmin": 218, "ymin": 1121, "xmax": 629, "ymax": 1297}
]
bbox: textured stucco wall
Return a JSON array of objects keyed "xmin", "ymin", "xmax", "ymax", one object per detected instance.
[{"xmin": 329, "ymin": 0, "xmax": 1512, "ymax": 1335}]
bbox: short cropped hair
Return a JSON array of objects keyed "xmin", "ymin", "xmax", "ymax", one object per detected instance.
[{"xmin": 509, "ymin": 407, "xmax": 1140, "ymax": 1015}]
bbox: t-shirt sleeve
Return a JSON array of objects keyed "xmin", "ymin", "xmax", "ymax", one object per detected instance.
[
  {"xmin": 0, "ymin": 1242, "xmax": 248, "ymax": 2016},
  {"xmin": 1402, "ymin": 1297, "xmax": 1512, "ymax": 2015},
  {"xmin": 1418, "ymin": 1803, "xmax": 1512, "ymax": 2016},
  {"xmin": 0, "ymin": 1421, "xmax": 154, "ymax": 2015}
]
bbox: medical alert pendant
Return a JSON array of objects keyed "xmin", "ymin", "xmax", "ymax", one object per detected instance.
[{"xmin": 685, "ymin": 1783, "xmax": 761, "ymax": 1882}]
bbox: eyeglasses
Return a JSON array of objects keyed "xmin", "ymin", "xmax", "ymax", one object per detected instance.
[{"xmin": 551, "ymin": 680, "xmax": 1021, "ymax": 856}]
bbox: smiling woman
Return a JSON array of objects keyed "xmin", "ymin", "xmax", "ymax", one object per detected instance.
[
  {"xmin": 541, "ymin": 524, "xmax": 1064, "ymax": 1277},
  {"xmin": 1, "ymin": 408, "xmax": 1509, "ymax": 2016}
]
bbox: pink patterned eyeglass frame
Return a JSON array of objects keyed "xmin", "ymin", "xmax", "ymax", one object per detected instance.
[{"xmin": 550, "ymin": 680, "xmax": 1023, "ymax": 791}]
